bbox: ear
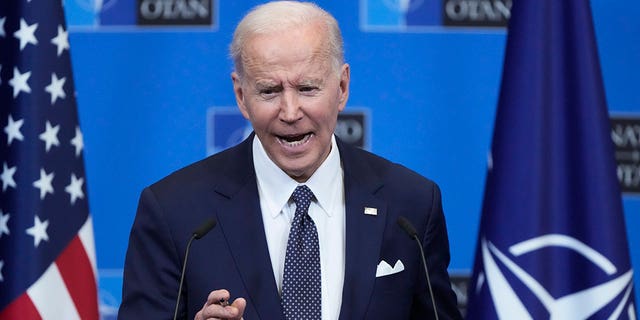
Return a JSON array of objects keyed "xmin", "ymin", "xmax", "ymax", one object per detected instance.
[
  {"xmin": 232, "ymin": 72, "xmax": 250, "ymax": 120},
  {"xmin": 337, "ymin": 63, "xmax": 350, "ymax": 112}
]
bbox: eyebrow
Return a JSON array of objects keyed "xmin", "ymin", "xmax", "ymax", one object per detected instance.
[
  {"xmin": 254, "ymin": 77, "xmax": 324, "ymax": 89},
  {"xmin": 297, "ymin": 78, "xmax": 324, "ymax": 86},
  {"xmin": 255, "ymin": 81, "xmax": 282, "ymax": 89}
]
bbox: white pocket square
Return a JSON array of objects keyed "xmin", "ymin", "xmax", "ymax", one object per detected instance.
[{"xmin": 375, "ymin": 259, "xmax": 405, "ymax": 277}]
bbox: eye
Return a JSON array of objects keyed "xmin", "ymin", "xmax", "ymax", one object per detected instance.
[
  {"xmin": 258, "ymin": 86, "xmax": 282, "ymax": 98},
  {"xmin": 299, "ymin": 86, "xmax": 319, "ymax": 94}
]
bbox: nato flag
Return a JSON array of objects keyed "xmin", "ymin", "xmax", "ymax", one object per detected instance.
[{"xmin": 466, "ymin": 1, "xmax": 637, "ymax": 319}]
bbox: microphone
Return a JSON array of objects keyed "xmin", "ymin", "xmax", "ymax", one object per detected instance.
[
  {"xmin": 193, "ymin": 218, "xmax": 217, "ymax": 239},
  {"xmin": 173, "ymin": 218, "xmax": 217, "ymax": 320},
  {"xmin": 397, "ymin": 216, "xmax": 439, "ymax": 320}
]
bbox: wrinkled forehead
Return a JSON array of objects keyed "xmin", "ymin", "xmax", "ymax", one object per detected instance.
[{"xmin": 240, "ymin": 24, "xmax": 334, "ymax": 77}]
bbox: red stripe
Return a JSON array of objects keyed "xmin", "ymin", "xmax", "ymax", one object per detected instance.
[
  {"xmin": 0, "ymin": 293, "xmax": 43, "ymax": 320},
  {"xmin": 56, "ymin": 236, "xmax": 99, "ymax": 320}
]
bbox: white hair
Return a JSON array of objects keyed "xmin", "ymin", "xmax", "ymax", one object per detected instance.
[{"xmin": 230, "ymin": 1, "xmax": 344, "ymax": 77}]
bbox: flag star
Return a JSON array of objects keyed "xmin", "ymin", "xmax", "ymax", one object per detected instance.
[
  {"xmin": 39, "ymin": 121, "xmax": 60, "ymax": 152},
  {"xmin": 0, "ymin": 260, "xmax": 3, "ymax": 282},
  {"xmin": 1, "ymin": 162, "xmax": 17, "ymax": 192},
  {"xmin": 26, "ymin": 215, "xmax": 49, "ymax": 248},
  {"xmin": 45, "ymin": 73, "xmax": 66, "ymax": 104},
  {"xmin": 33, "ymin": 168, "xmax": 55, "ymax": 200},
  {"xmin": 65, "ymin": 173, "xmax": 85, "ymax": 205},
  {"xmin": 4, "ymin": 114, "xmax": 24, "ymax": 145},
  {"xmin": 0, "ymin": 16, "xmax": 6, "ymax": 37},
  {"xmin": 51, "ymin": 25, "xmax": 69, "ymax": 56},
  {"xmin": 71, "ymin": 126, "xmax": 84, "ymax": 157},
  {"xmin": 14, "ymin": 18, "xmax": 38, "ymax": 50},
  {"xmin": 9, "ymin": 67, "xmax": 32, "ymax": 98},
  {"xmin": 0, "ymin": 210, "xmax": 9, "ymax": 238}
]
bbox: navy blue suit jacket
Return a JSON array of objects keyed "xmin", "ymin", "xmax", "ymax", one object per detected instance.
[{"xmin": 118, "ymin": 135, "xmax": 461, "ymax": 319}]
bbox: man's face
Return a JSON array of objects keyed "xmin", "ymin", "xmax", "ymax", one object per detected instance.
[{"xmin": 232, "ymin": 22, "xmax": 350, "ymax": 182}]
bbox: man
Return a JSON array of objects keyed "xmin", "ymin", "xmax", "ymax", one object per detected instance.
[{"xmin": 118, "ymin": 1, "xmax": 462, "ymax": 319}]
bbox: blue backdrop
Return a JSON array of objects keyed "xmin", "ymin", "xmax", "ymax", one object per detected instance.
[{"xmin": 63, "ymin": 0, "xmax": 640, "ymax": 315}]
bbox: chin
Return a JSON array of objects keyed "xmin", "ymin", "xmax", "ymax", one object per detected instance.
[{"xmin": 280, "ymin": 164, "xmax": 311, "ymax": 182}]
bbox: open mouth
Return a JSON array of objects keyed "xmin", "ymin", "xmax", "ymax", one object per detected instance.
[{"xmin": 277, "ymin": 133, "xmax": 312, "ymax": 147}]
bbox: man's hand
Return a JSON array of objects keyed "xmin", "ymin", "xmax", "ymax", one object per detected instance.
[{"xmin": 194, "ymin": 289, "xmax": 246, "ymax": 320}]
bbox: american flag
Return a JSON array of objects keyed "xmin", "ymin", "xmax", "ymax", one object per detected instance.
[{"xmin": 0, "ymin": 0, "xmax": 99, "ymax": 319}]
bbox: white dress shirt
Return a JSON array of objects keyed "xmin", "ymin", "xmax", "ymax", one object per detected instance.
[{"xmin": 253, "ymin": 135, "xmax": 345, "ymax": 320}]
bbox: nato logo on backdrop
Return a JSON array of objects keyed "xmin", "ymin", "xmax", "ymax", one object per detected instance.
[
  {"xmin": 361, "ymin": 0, "xmax": 511, "ymax": 31},
  {"xmin": 206, "ymin": 107, "xmax": 371, "ymax": 156},
  {"xmin": 64, "ymin": 0, "xmax": 217, "ymax": 28}
]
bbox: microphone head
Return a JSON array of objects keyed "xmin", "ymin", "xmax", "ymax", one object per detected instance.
[
  {"xmin": 193, "ymin": 218, "xmax": 217, "ymax": 239},
  {"xmin": 397, "ymin": 216, "xmax": 418, "ymax": 239}
]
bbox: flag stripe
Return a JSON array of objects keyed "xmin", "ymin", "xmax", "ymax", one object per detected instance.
[
  {"xmin": 27, "ymin": 264, "xmax": 81, "ymax": 320},
  {"xmin": 78, "ymin": 216, "xmax": 97, "ymax": 275},
  {"xmin": 0, "ymin": 293, "xmax": 42, "ymax": 320},
  {"xmin": 57, "ymin": 236, "xmax": 99, "ymax": 320}
]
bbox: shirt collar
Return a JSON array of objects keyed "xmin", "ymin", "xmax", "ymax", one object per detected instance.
[{"xmin": 252, "ymin": 135, "xmax": 342, "ymax": 218}]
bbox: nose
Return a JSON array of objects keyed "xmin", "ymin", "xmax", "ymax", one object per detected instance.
[{"xmin": 279, "ymin": 90, "xmax": 303, "ymax": 123}]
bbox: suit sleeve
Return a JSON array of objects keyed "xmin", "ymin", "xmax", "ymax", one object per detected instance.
[
  {"xmin": 118, "ymin": 187, "xmax": 184, "ymax": 319},
  {"xmin": 415, "ymin": 183, "xmax": 462, "ymax": 320}
]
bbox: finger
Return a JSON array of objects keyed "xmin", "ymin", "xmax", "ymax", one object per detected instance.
[
  {"xmin": 201, "ymin": 303, "xmax": 240, "ymax": 319},
  {"xmin": 205, "ymin": 289, "xmax": 230, "ymax": 307},
  {"xmin": 231, "ymin": 297, "xmax": 247, "ymax": 318},
  {"xmin": 200, "ymin": 297, "xmax": 246, "ymax": 319}
]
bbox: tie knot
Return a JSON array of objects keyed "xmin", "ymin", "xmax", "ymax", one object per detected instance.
[{"xmin": 292, "ymin": 185, "xmax": 314, "ymax": 211}]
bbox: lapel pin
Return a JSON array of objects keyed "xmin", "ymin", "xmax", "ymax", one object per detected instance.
[{"xmin": 364, "ymin": 207, "xmax": 378, "ymax": 216}]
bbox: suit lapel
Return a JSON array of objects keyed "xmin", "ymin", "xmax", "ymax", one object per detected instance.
[
  {"xmin": 212, "ymin": 136, "xmax": 284, "ymax": 320},
  {"xmin": 337, "ymin": 141, "xmax": 387, "ymax": 320}
]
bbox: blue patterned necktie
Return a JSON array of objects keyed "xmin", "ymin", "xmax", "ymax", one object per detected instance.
[{"xmin": 281, "ymin": 185, "xmax": 322, "ymax": 319}]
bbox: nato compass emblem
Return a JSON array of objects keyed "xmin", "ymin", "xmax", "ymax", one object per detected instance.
[
  {"xmin": 476, "ymin": 234, "xmax": 636, "ymax": 319},
  {"xmin": 361, "ymin": 0, "xmax": 440, "ymax": 31},
  {"xmin": 65, "ymin": 0, "xmax": 119, "ymax": 27}
]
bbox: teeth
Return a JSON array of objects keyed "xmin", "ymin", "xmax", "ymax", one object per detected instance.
[{"xmin": 280, "ymin": 133, "xmax": 310, "ymax": 147}]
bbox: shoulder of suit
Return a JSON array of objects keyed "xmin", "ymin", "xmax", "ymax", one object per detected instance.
[
  {"xmin": 149, "ymin": 138, "xmax": 251, "ymax": 192},
  {"xmin": 340, "ymin": 142, "xmax": 437, "ymax": 189}
]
